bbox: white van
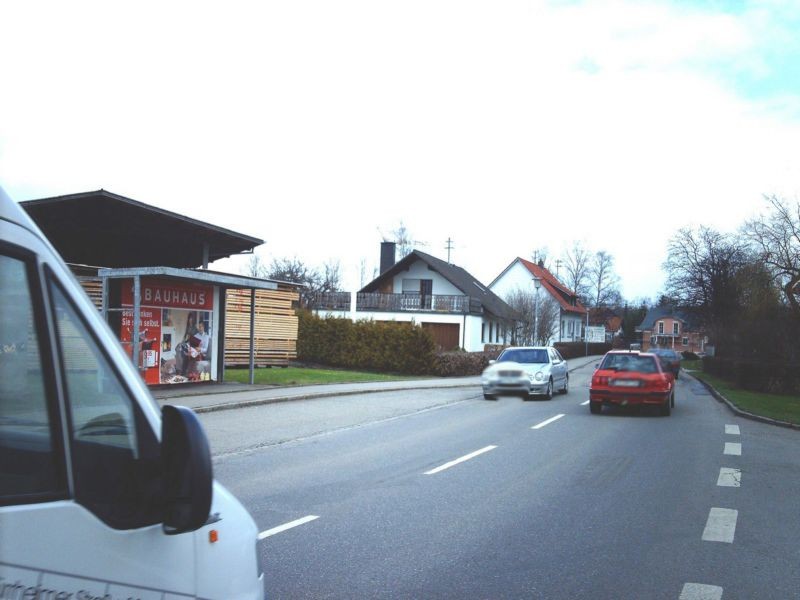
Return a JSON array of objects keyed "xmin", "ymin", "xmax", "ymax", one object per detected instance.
[{"xmin": 0, "ymin": 186, "xmax": 264, "ymax": 599}]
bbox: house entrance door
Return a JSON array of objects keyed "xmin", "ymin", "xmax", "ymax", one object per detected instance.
[{"xmin": 420, "ymin": 279, "xmax": 432, "ymax": 309}]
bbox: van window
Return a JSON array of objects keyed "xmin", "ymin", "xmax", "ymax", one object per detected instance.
[
  {"xmin": 50, "ymin": 282, "xmax": 161, "ymax": 529},
  {"xmin": 0, "ymin": 253, "xmax": 65, "ymax": 502}
]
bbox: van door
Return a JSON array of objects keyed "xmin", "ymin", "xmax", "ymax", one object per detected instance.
[{"xmin": 0, "ymin": 238, "xmax": 196, "ymax": 599}]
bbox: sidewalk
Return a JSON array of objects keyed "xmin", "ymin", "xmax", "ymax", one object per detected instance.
[{"xmin": 152, "ymin": 355, "xmax": 603, "ymax": 414}]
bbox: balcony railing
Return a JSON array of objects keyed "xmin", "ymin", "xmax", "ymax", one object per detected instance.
[{"xmin": 312, "ymin": 292, "xmax": 482, "ymax": 314}]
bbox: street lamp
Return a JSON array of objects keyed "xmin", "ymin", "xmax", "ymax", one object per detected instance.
[{"xmin": 533, "ymin": 276, "xmax": 541, "ymax": 345}]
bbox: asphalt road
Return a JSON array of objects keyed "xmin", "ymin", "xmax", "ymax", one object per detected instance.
[{"xmin": 201, "ymin": 364, "xmax": 800, "ymax": 600}]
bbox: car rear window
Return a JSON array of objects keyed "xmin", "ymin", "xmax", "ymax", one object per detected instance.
[{"xmin": 600, "ymin": 354, "xmax": 659, "ymax": 374}]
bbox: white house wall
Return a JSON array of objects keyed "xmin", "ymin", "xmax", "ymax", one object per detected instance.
[
  {"xmin": 391, "ymin": 260, "xmax": 463, "ymax": 296},
  {"xmin": 489, "ymin": 260, "xmax": 535, "ymax": 300}
]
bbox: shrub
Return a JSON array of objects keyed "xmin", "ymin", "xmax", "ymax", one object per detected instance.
[
  {"xmin": 554, "ymin": 342, "xmax": 611, "ymax": 359},
  {"xmin": 433, "ymin": 351, "xmax": 495, "ymax": 377},
  {"xmin": 681, "ymin": 351, "xmax": 700, "ymax": 360},
  {"xmin": 704, "ymin": 356, "xmax": 800, "ymax": 394},
  {"xmin": 297, "ymin": 311, "xmax": 436, "ymax": 375}
]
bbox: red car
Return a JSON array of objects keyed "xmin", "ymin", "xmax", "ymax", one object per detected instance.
[{"xmin": 589, "ymin": 351, "xmax": 675, "ymax": 416}]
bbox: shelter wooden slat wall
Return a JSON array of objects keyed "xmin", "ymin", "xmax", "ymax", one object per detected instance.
[{"xmin": 224, "ymin": 288, "xmax": 299, "ymax": 366}]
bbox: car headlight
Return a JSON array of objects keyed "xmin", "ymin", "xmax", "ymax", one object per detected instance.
[{"xmin": 534, "ymin": 372, "xmax": 544, "ymax": 382}]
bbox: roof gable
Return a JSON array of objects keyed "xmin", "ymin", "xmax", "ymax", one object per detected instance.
[
  {"xmin": 361, "ymin": 250, "xmax": 517, "ymax": 319},
  {"xmin": 516, "ymin": 258, "xmax": 587, "ymax": 316}
]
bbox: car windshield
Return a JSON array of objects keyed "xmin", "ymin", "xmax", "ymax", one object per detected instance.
[
  {"xmin": 498, "ymin": 349, "xmax": 548, "ymax": 364},
  {"xmin": 600, "ymin": 354, "xmax": 658, "ymax": 374}
]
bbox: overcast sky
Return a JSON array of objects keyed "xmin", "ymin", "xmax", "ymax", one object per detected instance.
[{"xmin": 2, "ymin": 0, "xmax": 799, "ymax": 301}]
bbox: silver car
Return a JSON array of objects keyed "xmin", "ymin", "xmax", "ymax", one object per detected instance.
[{"xmin": 482, "ymin": 346, "xmax": 569, "ymax": 400}]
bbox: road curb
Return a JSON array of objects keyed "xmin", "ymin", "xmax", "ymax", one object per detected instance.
[{"xmin": 687, "ymin": 372, "xmax": 800, "ymax": 431}]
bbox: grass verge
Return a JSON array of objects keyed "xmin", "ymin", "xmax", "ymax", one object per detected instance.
[
  {"xmin": 223, "ymin": 366, "xmax": 421, "ymax": 386},
  {"xmin": 690, "ymin": 368, "xmax": 800, "ymax": 425}
]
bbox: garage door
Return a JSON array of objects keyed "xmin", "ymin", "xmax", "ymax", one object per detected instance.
[{"xmin": 422, "ymin": 323, "xmax": 460, "ymax": 352}]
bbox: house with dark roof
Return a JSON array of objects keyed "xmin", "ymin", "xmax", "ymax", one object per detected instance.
[
  {"xmin": 636, "ymin": 306, "xmax": 706, "ymax": 353},
  {"xmin": 489, "ymin": 257, "xmax": 588, "ymax": 345},
  {"xmin": 312, "ymin": 243, "xmax": 518, "ymax": 352}
]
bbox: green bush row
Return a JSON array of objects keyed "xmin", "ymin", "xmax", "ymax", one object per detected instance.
[
  {"xmin": 554, "ymin": 342, "xmax": 612, "ymax": 359},
  {"xmin": 703, "ymin": 356, "xmax": 800, "ymax": 394},
  {"xmin": 297, "ymin": 311, "xmax": 436, "ymax": 375},
  {"xmin": 432, "ymin": 348, "xmax": 504, "ymax": 377}
]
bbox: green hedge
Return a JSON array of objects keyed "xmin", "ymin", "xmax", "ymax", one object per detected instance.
[
  {"xmin": 432, "ymin": 348, "xmax": 504, "ymax": 377},
  {"xmin": 554, "ymin": 342, "xmax": 612, "ymax": 359},
  {"xmin": 703, "ymin": 357, "xmax": 800, "ymax": 394},
  {"xmin": 297, "ymin": 311, "xmax": 436, "ymax": 375}
]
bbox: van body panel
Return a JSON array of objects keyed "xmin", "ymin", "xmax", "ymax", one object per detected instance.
[{"xmin": 0, "ymin": 188, "xmax": 264, "ymax": 600}]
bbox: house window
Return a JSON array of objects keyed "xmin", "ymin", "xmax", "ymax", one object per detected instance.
[
  {"xmin": 481, "ymin": 323, "xmax": 486, "ymax": 343},
  {"xmin": 495, "ymin": 323, "xmax": 500, "ymax": 343},
  {"xmin": 682, "ymin": 337, "xmax": 689, "ymax": 346},
  {"xmin": 658, "ymin": 321, "xmax": 664, "ymax": 334},
  {"xmin": 673, "ymin": 322, "xmax": 679, "ymax": 335},
  {"xmin": 489, "ymin": 322, "xmax": 493, "ymax": 342}
]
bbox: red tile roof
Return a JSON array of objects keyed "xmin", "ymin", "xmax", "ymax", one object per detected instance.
[{"xmin": 518, "ymin": 258, "xmax": 587, "ymax": 316}]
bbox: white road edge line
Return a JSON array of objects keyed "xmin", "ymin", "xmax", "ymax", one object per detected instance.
[
  {"xmin": 725, "ymin": 424, "xmax": 740, "ymax": 435},
  {"xmin": 425, "ymin": 445, "xmax": 498, "ymax": 475},
  {"xmin": 724, "ymin": 442, "xmax": 742, "ymax": 456},
  {"xmin": 258, "ymin": 515, "xmax": 319, "ymax": 540},
  {"xmin": 580, "ymin": 400, "xmax": 590, "ymax": 406},
  {"xmin": 702, "ymin": 507, "xmax": 738, "ymax": 543},
  {"xmin": 679, "ymin": 582, "xmax": 723, "ymax": 600},
  {"xmin": 532, "ymin": 414, "xmax": 565, "ymax": 429},
  {"xmin": 717, "ymin": 468, "xmax": 741, "ymax": 488}
]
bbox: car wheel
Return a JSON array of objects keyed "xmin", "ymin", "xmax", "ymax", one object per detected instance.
[
  {"xmin": 560, "ymin": 375, "xmax": 569, "ymax": 394},
  {"xmin": 483, "ymin": 393, "xmax": 496, "ymax": 400},
  {"xmin": 543, "ymin": 380, "xmax": 553, "ymax": 400},
  {"xmin": 590, "ymin": 402, "xmax": 601, "ymax": 414},
  {"xmin": 661, "ymin": 396, "xmax": 671, "ymax": 416},
  {"xmin": 671, "ymin": 390, "xmax": 675, "ymax": 408}
]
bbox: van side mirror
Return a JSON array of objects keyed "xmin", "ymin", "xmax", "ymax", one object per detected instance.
[{"xmin": 162, "ymin": 405, "xmax": 213, "ymax": 535}]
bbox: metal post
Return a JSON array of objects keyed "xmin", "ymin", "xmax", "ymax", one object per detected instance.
[
  {"xmin": 202, "ymin": 242, "xmax": 210, "ymax": 270},
  {"xmin": 101, "ymin": 276, "xmax": 109, "ymax": 322},
  {"xmin": 534, "ymin": 286, "xmax": 540, "ymax": 345},
  {"xmin": 133, "ymin": 276, "xmax": 141, "ymax": 373},
  {"xmin": 585, "ymin": 310, "xmax": 589, "ymax": 356},
  {"xmin": 249, "ymin": 288, "xmax": 256, "ymax": 385}
]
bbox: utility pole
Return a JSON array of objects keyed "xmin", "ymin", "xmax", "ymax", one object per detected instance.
[
  {"xmin": 555, "ymin": 259, "xmax": 563, "ymax": 279},
  {"xmin": 445, "ymin": 238, "xmax": 454, "ymax": 263}
]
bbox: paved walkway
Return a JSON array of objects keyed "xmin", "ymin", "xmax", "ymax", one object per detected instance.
[{"xmin": 152, "ymin": 355, "xmax": 603, "ymax": 413}]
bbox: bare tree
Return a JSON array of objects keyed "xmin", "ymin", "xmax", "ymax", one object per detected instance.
[
  {"xmin": 319, "ymin": 260, "xmax": 342, "ymax": 293},
  {"xmin": 562, "ymin": 241, "xmax": 591, "ymax": 301},
  {"xmin": 664, "ymin": 226, "xmax": 749, "ymax": 348},
  {"xmin": 588, "ymin": 250, "xmax": 621, "ymax": 307},
  {"xmin": 243, "ymin": 253, "xmax": 268, "ymax": 278},
  {"xmin": 392, "ymin": 221, "xmax": 416, "ymax": 258},
  {"xmin": 744, "ymin": 195, "xmax": 800, "ymax": 318},
  {"xmin": 505, "ymin": 287, "xmax": 559, "ymax": 345}
]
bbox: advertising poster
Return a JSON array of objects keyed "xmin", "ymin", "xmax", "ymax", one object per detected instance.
[{"xmin": 120, "ymin": 278, "xmax": 215, "ymax": 384}]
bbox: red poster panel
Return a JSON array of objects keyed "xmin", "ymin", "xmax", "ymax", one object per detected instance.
[
  {"xmin": 121, "ymin": 278, "xmax": 213, "ymax": 311},
  {"xmin": 120, "ymin": 307, "xmax": 162, "ymax": 385}
]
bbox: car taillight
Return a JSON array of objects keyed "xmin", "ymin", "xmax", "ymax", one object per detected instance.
[{"xmin": 592, "ymin": 375, "xmax": 609, "ymax": 386}]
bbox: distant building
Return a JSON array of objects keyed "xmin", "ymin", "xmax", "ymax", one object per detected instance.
[{"xmin": 636, "ymin": 306, "xmax": 706, "ymax": 353}]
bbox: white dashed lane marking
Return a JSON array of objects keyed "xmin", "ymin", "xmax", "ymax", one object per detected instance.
[
  {"xmin": 702, "ymin": 508, "xmax": 738, "ymax": 543},
  {"xmin": 679, "ymin": 583, "xmax": 723, "ymax": 600},
  {"xmin": 258, "ymin": 515, "xmax": 319, "ymax": 540},
  {"xmin": 580, "ymin": 400, "xmax": 590, "ymax": 406},
  {"xmin": 424, "ymin": 445, "xmax": 497, "ymax": 475},
  {"xmin": 717, "ymin": 468, "xmax": 741, "ymax": 488},
  {"xmin": 724, "ymin": 442, "xmax": 742, "ymax": 456},
  {"xmin": 531, "ymin": 414, "xmax": 565, "ymax": 429},
  {"xmin": 725, "ymin": 424, "xmax": 740, "ymax": 435}
]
